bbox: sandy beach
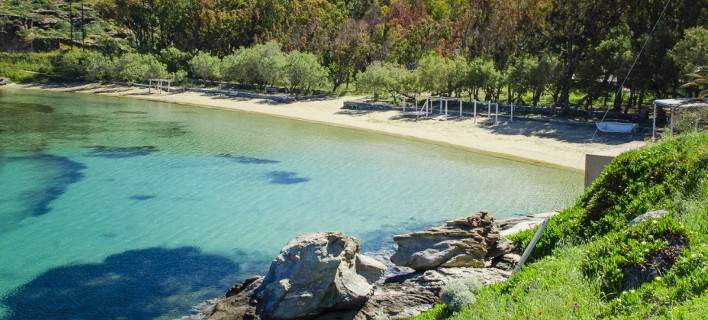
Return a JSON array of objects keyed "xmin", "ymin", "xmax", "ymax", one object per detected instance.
[{"xmin": 9, "ymin": 82, "xmax": 646, "ymax": 171}]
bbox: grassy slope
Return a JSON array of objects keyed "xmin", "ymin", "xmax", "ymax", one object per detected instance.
[{"xmin": 415, "ymin": 133, "xmax": 708, "ymax": 319}]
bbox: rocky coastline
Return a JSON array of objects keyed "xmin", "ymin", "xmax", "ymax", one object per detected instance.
[{"xmin": 186, "ymin": 211, "xmax": 555, "ymax": 320}]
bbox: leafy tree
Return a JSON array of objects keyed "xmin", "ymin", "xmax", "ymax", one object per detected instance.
[
  {"xmin": 670, "ymin": 27, "xmax": 708, "ymax": 83},
  {"xmin": 114, "ymin": 53, "xmax": 168, "ymax": 83},
  {"xmin": 54, "ymin": 49, "xmax": 113, "ymax": 81},
  {"xmin": 283, "ymin": 51, "xmax": 328, "ymax": 94},
  {"xmin": 222, "ymin": 41, "xmax": 286, "ymax": 89},
  {"xmin": 189, "ymin": 51, "xmax": 221, "ymax": 81},
  {"xmin": 417, "ymin": 53, "xmax": 467, "ymax": 96},
  {"xmin": 466, "ymin": 57, "xmax": 503, "ymax": 101},
  {"xmin": 356, "ymin": 61, "xmax": 416, "ymax": 102},
  {"xmin": 159, "ymin": 46, "xmax": 191, "ymax": 73}
]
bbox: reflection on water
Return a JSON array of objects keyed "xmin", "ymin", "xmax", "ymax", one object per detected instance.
[{"xmin": 0, "ymin": 89, "xmax": 583, "ymax": 319}]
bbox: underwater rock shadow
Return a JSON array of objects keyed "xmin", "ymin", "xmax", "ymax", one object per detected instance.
[
  {"xmin": 84, "ymin": 145, "xmax": 158, "ymax": 158},
  {"xmin": 1, "ymin": 154, "xmax": 86, "ymax": 217},
  {"xmin": 128, "ymin": 194, "xmax": 156, "ymax": 201},
  {"xmin": 1, "ymin": 247, "xmax": 241, "ymax": 320},
  {"xmin": 216, "ymin": 153, "xmax": 280, "ymax": 164},
  {"xmin": 266, "ymin": 171, "xmax": 310, "ymax": 184}
]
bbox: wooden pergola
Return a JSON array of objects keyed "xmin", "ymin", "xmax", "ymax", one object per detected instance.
[
  {"xmin": 652, "ymin": 98, "xmax": 707, "ymax": 139},
  {"xmin": 148, "ymin": 79, "xmax": 172, "ymax": 94}
]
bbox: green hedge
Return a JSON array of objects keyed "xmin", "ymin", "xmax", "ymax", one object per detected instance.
[{"xmin": 513, "ymin": 133, "xmax": 708, "ymax": 259}]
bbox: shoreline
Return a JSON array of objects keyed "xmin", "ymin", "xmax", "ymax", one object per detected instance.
[{"xmin": 6, "ymin": 82, "xmax": 646, "ymax": 171}]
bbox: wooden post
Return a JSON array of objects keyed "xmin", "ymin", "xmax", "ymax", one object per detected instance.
[
  {"xmin": 459, "ymin": 99, "xmax": 462, "ymax": 117},
  {"xmin": 474, "ymin": 101, "xmax": 477, "ymax": 123},
  {"xmin": 513, "ymin": 217, "xmax": 550, "ymax": 274},
  {"xmin": 510, "ymin": 102, "xmax": 514, "ymax": 122},
  {"xmin": 652, "ymin": 102, "xmax": 657, "ymax": 140},
  {"xmin": 445, "ymin": 98, "xmax": 448, "ymax": 115},
  {"xmin": 495, "ymin": 103, "xmax": 499, "ymax": 124},
  {"xmin": 670, "ymin": 106, "xmax": 675, "ymax": 136},
  {"xmin": 487, "ymin": 101, "xmax": 491, "ymax": 119}
]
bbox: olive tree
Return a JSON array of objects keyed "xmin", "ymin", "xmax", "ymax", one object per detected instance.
[
  {"xmin": 417, "ymin": 53, "xmax": 467, "ymax": 96},
  {"xmin": 115, "ymin": 53, "xmax": 168, "ymax": 83},
  {"xmin": 283, "ymin": 50, "xmax": 328, "ymax": 94},
  {"xmin": 222, "ymin": 41, "xmax": 286, "ymax": 90},
  {"xmin": 466, "ymin": 57, "xmax": 503, "ymax": 101},
  {"xmin": 189, "ymin": 51, "xmax": 222, "ymax": 81},
  {"xmin": 357, "ymin": 61, "xmax": 416, "ymax": 103}
]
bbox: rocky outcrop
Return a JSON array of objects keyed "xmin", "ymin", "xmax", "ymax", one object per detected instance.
[
  {"xmin": 255, "ymin": 232, "xmax": 374, "ymax": 319},
  {"xmin": 391, "ymin": 211, "xmax": 514, "ymax": 270},
  {"xmin": 202, "ymin": 232, "xmax": 381, "ymax": 320},
  {"xmin": 191, "ymin": 212, "xmax": 553, "ymax": 320},
  {"xmin": 356, "ymin": 254, "xmax": 387, "ymax": 284}
]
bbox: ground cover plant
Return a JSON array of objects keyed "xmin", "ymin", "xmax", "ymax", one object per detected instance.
[{"xmin": 414, "ymin": 133, "xmax": 708, "ymax": 319}]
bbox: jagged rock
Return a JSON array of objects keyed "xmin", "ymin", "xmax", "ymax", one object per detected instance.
[
  {"xmin": 0, "ymin": 77, "xmax": 9, "ymax": 86},
  {"xmin": 630, "ymin": 210, "xmax": 669, "ymax": 226},
  {"xmin": 205, "ymin": 277, "xmax": 262, "ymax": 320},
  {"xmin": 496, "ymin": 211, "xmax": 558, "ymax": 237},
  {"xmin": 492, "ymin": 253, "xmax": 521, "ymax": 271},
  {"xmin": 254, "ymin": 232, "xmax": 374, "ymax": 319},
  {"xmin": 391, "ymin": 212, "xmax": 512, "ymax": 270},
  {"xmin": 356, "ymin": 254, "xmax": 387, "ymax": 284}
]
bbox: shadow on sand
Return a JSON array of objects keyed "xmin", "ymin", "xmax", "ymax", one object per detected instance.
[{"xmin": 1, "ymin": 247, "xmax": 240, "ymax": 320}]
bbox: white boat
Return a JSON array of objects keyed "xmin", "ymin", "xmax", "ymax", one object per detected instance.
[{"xmin": 596, "ymin": 121, "xmax": 638, "ymax": 133}]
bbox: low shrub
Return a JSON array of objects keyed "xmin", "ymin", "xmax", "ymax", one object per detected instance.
[
  {"xmin": 440, "ymin": 278, "xmax": 482, "ymax": 313},
  {"xmin": 513, "ymin": 133, "xmax": 708, "ymax": 259},
  {"xmin": 114, "ymin": 53, "xmax": 168, "ymax": 83},
  {"xmin": 583, "ymin": 216, "xmax": 688, "ymax": 297}
]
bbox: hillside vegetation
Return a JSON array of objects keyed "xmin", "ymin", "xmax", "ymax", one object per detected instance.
[
  {"xmin": 416, "ymin": 133, "xmax": 708, "ymax": 319},
  {"xmin": 1, "ymin": 1, "xmax": 706, "ymax": 112}
]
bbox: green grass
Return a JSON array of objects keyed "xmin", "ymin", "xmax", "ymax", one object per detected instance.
[
  {"xmin": 0, "ymin": 52, "xmax": 57, "ymax": 82},
  {"xmin": 415, "ymin": 133, "xmax": 708, "ymax": 320}
]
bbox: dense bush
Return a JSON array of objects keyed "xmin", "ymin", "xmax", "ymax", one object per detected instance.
[
  {"xmin": 222, "ymin": 41, "xmax": 286, "ymax": 88},
  {"xmin": 283, "ymin": 50, "xmax": 328, "ymax": 94},
  {"xmin": 189, "ymin": 51, "xmax": 221, "ymax": 81},
  {"xmin": 113, "ymin": 53, "xmax": 168, "ymax": 83},
  {"xmin": 417, "ymin": 133, "xmax": 708, "ymax": 320},
  {"xmin": 159, "ymin": 46, "xmax": 192, "ymax": 73},
  {"xmin": 583, "ymin": 216, "xmax": 688, "ymax": 297},
  {"xmin": 356, "ymin": 61, "xmax": 416, "ymax": 102},
  {"xmin": 513, "ymin": 133, "xmax": 708, "ymax": 258}
]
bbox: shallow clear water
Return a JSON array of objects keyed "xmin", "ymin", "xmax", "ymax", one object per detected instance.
[{"xmin": 0, "ymin": 89, "xmax": 582, "ymax": 319}]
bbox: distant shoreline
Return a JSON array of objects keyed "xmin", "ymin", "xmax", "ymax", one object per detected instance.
[{"xmin": 6, "ymin": 82, "xmax": 645, "ymax": 171}]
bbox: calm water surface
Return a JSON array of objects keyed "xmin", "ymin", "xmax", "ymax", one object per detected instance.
[{"xmin": 0, "ymin": 89, "xmax": 582, "ymax": 319}]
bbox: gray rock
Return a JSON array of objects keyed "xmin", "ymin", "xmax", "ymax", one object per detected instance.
[
  {"xmin": 497, "ymin": 211, "xmax": 558, "ymax": 237},
  {"xmin": 630, "ymin": 210, "xmax": 669, "ymax": 226},
  {"xmin": 356, "ymin": 254, "xmax": 387, "ymax": 284},
  {"xmin": 391, "ymin": 212, "xmax": 513, "ymax": 270},
  {"xmin": 203, "ymin": 276, "xmax": 263, "ymax": 320},
  {"xmin": 254, "ymin": 232, "xmax": 374, "ymax": 319},
  {"xmin": 492, "ymin": 253, "xmax": 521, "ymax": 271}
]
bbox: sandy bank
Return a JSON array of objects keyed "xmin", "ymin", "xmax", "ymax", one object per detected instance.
[{"xmin": 9, "ymin": 82, "xmax": 646, "ymax": 171}]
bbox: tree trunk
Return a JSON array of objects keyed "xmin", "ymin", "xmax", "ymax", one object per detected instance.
[{"xmin": 558, "ymin": 45, "xmax": 581, "ymax": 113}]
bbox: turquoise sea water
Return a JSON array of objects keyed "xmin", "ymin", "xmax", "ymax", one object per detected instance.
[{"xmin": 0, "ymin": 89, "xmax": 582, "ymax": 319}]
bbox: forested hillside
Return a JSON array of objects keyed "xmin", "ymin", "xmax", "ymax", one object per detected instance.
[{"xmin": 1, "ymin": 0, "xmax": 706, "ymax": 111}]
